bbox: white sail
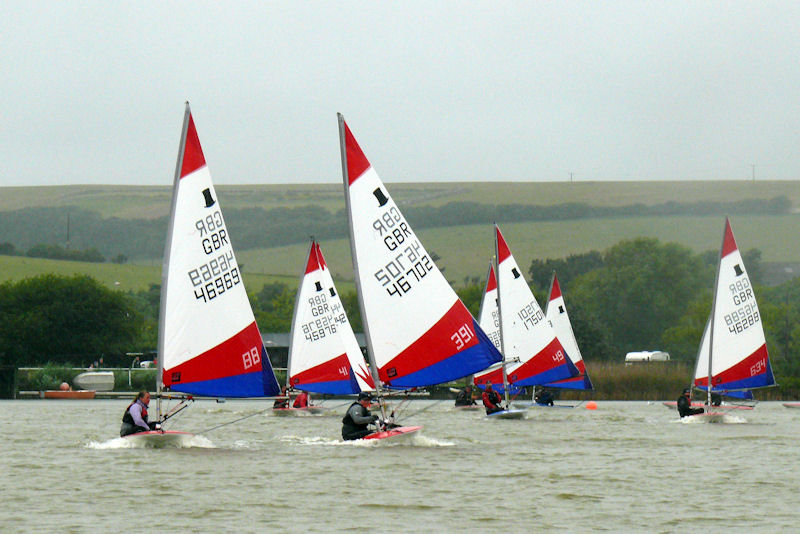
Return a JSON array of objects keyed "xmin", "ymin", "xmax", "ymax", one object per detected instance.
[
  {"xmin": 338, "ymin": 114, "xmax": 501, "ymax": 388},
  {"xmin": 287, "ymin": 240, "xmax": 374, "ymax": 394},
  {"xmin": 158, "ymin": 104, "xmax": 279, "ymax": 399},
  {"xmin": 542, "ymin": 272, "xmax": 593, "ymax": 390},
  {"xmin": 475, "ymin": 225, "xmax": 577, "ymax": 389},
  {"xmin": 693, "ymin": 218, "xmax": 773, "ymax": 393}
]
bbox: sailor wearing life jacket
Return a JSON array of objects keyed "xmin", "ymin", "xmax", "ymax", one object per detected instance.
[
  {"xmin": 482, "ymin": 382, "xmax": 504, "ymax": 415},
  {"xmin": 341, "ymin": 392, "xmax": 379, "ymax": 441},
  {"xmin": 120, "ymin": 390, "xmax": 156, "ymax": 436}
]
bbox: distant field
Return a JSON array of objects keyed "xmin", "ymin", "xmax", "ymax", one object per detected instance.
[
  {"xmin": 2, "ymin": 181, "xmax": 798, "ymax": 290},
  {"xmin": 237, "ymin": 213, "xmax": 800, "ymax": 286},
  {"xmin": 8, "ymin": 213, "xmax": 787, "ymax": 291},
  {"xmin": 0, "ymin": 256, "xmax": 299, "ymax": 293},
  {"xmin": 1, "ymin": 180, "xmax": 797, "ymax": 219}
]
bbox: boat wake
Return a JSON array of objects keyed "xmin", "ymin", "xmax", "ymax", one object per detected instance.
[
  {"xmin": 679, "ymin": 413, "xmax": 747, "ymax": 424},
  {"xmin": 85, "ymin": 435, "xmax": 216, "ymax": 449},
  {"xmin": 280, "ymin": 434, "xmax": 454, "ymax": 448}
]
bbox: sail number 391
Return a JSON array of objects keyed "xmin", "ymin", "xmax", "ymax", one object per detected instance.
[{"xmin": 451, "ymin": 324, "xmax": 474, "ymax": 350}]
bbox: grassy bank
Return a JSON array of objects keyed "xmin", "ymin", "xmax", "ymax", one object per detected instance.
[{"xmin": 16, "ymin": 363, "xmax": 797, "ymax": 401}]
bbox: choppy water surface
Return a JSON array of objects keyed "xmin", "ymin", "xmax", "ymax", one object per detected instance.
[{"xmin": 1, "ymin": 399, "xmax": 798, "ymax": 532}]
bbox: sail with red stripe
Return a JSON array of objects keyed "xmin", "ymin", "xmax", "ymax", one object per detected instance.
[
  {"xmin": 287, "ymin": 240, "xmax": 374, "ymax": 394},
  {"xmin": 540, "ymin": 272, "xmax": 593, "ymax": 390},
  {"xmin": 158, "ymin": 103, "xmax": 280, "ymax": 398},
  {"xmin": 475, "ymin": 225, "xmax": 577, "ymax": 390},
  {"xmin": 473, "ymin": 263, "xmax": 522, "ymax": 395},
  {"xmin": 338, "ymin": 114, "xmax": 501, "ymax": 388},
  {"xmin": 693, "ymin": 218, "xmax": 774, "ymax": 393}
]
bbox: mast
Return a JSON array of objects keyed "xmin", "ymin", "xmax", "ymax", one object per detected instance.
[
  {"xmin": 156, "ymin": 102, "xmax": 191, "ymax": 421},
  {"xmin": 338, "ymin": 113, "xmax": 385, "ymax": 418},
  {"xmin": 707, "ymin": 218, "xmax": 728, "ymax": 407},
  {"xmin": 494, "ymin": 226, "xmax": 510, "ymax": 408}
]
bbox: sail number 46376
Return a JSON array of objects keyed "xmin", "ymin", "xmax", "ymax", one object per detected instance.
[{"xmin": 451, "ymin": 324, "xmax": 474, "ymax": 350}]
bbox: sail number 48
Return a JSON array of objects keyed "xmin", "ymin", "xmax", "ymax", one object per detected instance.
[
  {"xmin": 242, "ymin": 346, "xmax": 261, "ymax": 370},
  {"xmin": 451, "ymin": 324, "xmax": 474, "ymax": 350}
]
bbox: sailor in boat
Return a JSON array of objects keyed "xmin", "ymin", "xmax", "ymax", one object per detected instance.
[
  {"xmin": 535, "ymin": 389, "xmax": 555, "ymax": 406},
  {"xmin": 273, "ymin": 387, "xmax": 290, "ymax": 410},
  {"xmin": 292, "ymin": 390, "xmax": 310, "ymax": 409},
  {"xmin": 481, "ymin": 382, "xmax": 505, "ymax": 415},
  {"xmin": 455, "ymin": 385, "xmax": 477, "ymax": 407},
  {"xmin": 342, "ymin": 392, "xmax": 380, "ymax": 440},
  {"xmin": 120, "ymin": 390, "xmax": 159, "ymax": 437},
  {"xmin": 677, "ymin": 388, "xmax": 704, "ymax": 418}
]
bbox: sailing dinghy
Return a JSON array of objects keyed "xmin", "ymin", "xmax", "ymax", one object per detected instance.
[
  {"xmin": 475, "ymin": 225, "xmax": 578, "ymax": 418},
  {"xmin": 338, "ymin": 114, "xmax": 502, "ymax": 440},
  {"xmin": 281, "ymin": 240, "xmax": 375, "ymax": 415},
  {"xmin": 123, "ymin": 104, "xmax": 281, "ymax": 446},
  {"xmin": 516, "ymin": 272, "xmax": 594, "ymax": 409},
  {"xmin": 686, "ymin": 218, "xmax": 774, "ymax": 422},
  {"xmin": 475, "ymin": 263, "xmax": 526, "ymax": 419}
]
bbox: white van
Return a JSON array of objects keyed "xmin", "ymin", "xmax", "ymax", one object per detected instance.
[{"xmin": 624, "ymin": 351, "xmax": 670, "ymax": 365}]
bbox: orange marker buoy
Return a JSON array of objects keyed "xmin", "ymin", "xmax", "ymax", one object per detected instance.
[{"xmin": 585, "ymin": 401, "xmax": 597, "ymax": 410}]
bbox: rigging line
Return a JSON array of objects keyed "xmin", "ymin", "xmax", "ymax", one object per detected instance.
[
  {"xmin": 197, "ymin": 407, "xmax": 272, "ymax": 434},
  {"xmin": 399, "ymin": 399, "xmax": 445, "ymax": 419}
]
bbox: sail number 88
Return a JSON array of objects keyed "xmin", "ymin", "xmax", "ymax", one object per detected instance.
[{"xmin": 242, "ymin": 346, "xmax": 261, "ymax": 370}]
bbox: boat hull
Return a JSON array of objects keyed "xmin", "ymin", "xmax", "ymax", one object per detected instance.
[
  {"xmin": 513, "ymin": 401, "xmax": 574, "ymax": 409},
  {"xmin": 683, "ymin": 412, "xmax": 728, "ymax": 423},
  {"xmin": 662, "ymin": 401, "xmax": 752, "ymax": 410},
  {"xmin": 272, "ymin": 406, "xmax": 326, "ymax": 416},
  {"xmin": 43, "ymin": 390, "xmax": 95, "ymax": 399},
  {"xmin": 486, "ymin": 409, "xmax": 527, "ymax": 419},
  {"xmin": 121, "ymin": 430, "xmax": 196, "ymax": 448},
  {"xmin": 782, "ymin": 403, "xmax": 800, "ymax": 409},
  {"xmin": 453, "ymin": 404, "xmax": 480, "ymax": 411},
  {"xmin": 73, "ymin": 371, "xmax": 115, "ymax": 392},
  {"xmin": 363, "ymin": 425, "xmax": 422, "ymax": 442}
]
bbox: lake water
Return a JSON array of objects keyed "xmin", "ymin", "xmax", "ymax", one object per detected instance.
[{"xmin": 1, "ymin": 399, "xmax": 798, "ymax": 532}]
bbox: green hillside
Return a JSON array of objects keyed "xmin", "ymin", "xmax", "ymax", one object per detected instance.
[
  {"xmin": 237, "ymin": 213, "xmax": 800, "ymax": 286},
  {"xmin": 1, "ymin": 180, "xmax": 797, "ymax": 219},
  {"xmin": 0, "ymin": 255, "xmax": 300, "ymax": 293},
  {"xmin": 1, "ymin": 181, "xmax": 798, "ymax": 289}
]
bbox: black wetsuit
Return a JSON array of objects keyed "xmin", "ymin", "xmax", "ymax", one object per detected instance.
[
  {"xmin": 455, "ymin": 389, "xmax": 476, "ymax": 406},
  {"xmin": 677, "ymin": 394, "xmax": 704, "ymax": 417},
  {"xmin": 342, "ymin": 401, "xmax": 378, "ymax": 440},
  {"xmin": 536, "ymin": 390, "xmax": 554, "ymax": 406}
]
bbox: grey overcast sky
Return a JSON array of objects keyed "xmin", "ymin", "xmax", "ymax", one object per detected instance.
[{"xmin": 2, "ymin": 1, "xmax": 799, "ymax": 186}]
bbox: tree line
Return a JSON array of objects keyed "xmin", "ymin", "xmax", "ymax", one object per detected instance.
[
  {"xmin": 2, "ymin": 237, "xmax": 798, "ymax": 391},
  {"xmin": 0, "ymin": 196, "xmax": 789, "ymax": 260}
]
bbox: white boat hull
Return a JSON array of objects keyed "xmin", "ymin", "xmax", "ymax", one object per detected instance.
[
  {"xmin": 73, "ymin": 371, "xmax": 115, "ymax": 392},
  {"xmin": 272, "ymin": 406, "xmax": 326, "ymax": 416},
  {"xmin": 121, "ymin": 430, "xmax": 196, "ymax": 448},
  {"xmin": 486, "ymin": 409, "xmax": 527, "ymax": 420}
]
